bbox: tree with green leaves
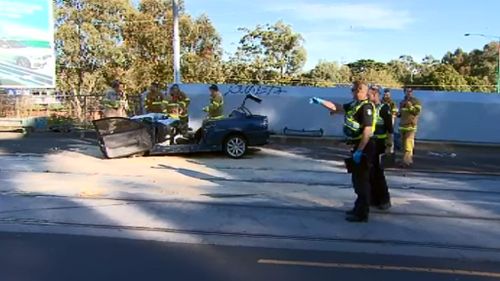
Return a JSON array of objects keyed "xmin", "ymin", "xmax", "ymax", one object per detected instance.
[
  {"xmin": 180, "ymin": 14, "xmax": 224, "ymax": 83},
  {"xmin": 346, "ymin": 59, "xmax": 400, "ymax": 87},
  {"xmin": 55, "ymin": 0, "xmax": 132, "ymax": 95},
  {"xmin": 347, "ymin": 59, "xmax": 386, "ymax": 76},
  {"xmin": 303, "ymin": 61, "xmax": 351, "ymax": 86},
  {"xmin": 359, "ymin": 68, "xmax": 402, "ymax": 88},
  {"xmin": 232, "ymin": 21, "xmax": 307, "ymax": 83},
  {"xmin": 416, "ymin": 64, "xmax": 470, "ymax": 92},
  {"xmin": 55, "ymin": 0, "xmax": 133, "ymax": 120}
]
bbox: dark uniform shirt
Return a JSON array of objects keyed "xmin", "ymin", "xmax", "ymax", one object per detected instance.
[
  {"xmin": 343, "ymin": 100, "xmax": 375, "ymax": 130},
  {"xmin": 342, "ymin": 99, "xmax": 375, "ymax": 150},
  {"xmin": 377, "ymin": 103, "xmax": 394, "ymax": 135}
]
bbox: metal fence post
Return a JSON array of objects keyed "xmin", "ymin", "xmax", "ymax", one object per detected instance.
[
  {"xmin": 15, "ymin": 96, "xmax": 20, "ymax": 118},
  {"xmin": 81, "ymin": 95, "xmax": 87, "ymax": 139}
]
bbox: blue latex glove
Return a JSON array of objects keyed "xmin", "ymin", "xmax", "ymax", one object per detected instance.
[
  {"xmin": 353, "ymin": 150, "xmax": 364, "ymax": 164},
  {"xmin": 309, "ymin": 97, "xmax": 325, "ymax": 105}
]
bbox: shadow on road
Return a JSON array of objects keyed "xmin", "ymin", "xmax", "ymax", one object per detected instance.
[{"xmin": 1, "ymin": 131, "xmax": 500, "ymax": 273}]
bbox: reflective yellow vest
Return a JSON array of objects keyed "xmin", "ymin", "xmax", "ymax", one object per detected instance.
[
  {"xmin": 343, "ymin": 100, "xmax": 376, "ymax": 141},
  {"xmin": 373, "ymin": 104, "xmax": 388, "ymax": 139},
  {"xmin": 205, "ymin": 94, "xmax": 224, "ymax": 120}
]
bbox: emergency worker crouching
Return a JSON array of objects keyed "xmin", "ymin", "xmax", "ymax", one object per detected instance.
[
  {"xmin": 144, "ymin": 82, "xmax": 165, "ymax": 114},
  {"xmin": 166, "ymin": 84, "xmax": 191, "ymax": 127}
]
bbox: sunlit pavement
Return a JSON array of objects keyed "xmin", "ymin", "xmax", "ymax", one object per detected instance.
[{"xmin": 1, "ymin": 132, "xmax": 500, "ymax": 280}]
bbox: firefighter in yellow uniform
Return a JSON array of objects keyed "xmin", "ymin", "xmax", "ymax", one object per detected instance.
[
  {"xmin": 166, "ymin": 84, "xmax": 190, "ymax": 126},
  {"xmin": 398, "ymin": 87, "xmax": 422, "ymax": 167},
  {"xmin": 144, "ymin": 82, "xmax": 164, "ymax": 114},
  {"xmin": 383, "ymin": 88, "xmax": 398, "ymax": 155},
  {"xmin": 102, "ymin": 80, "xmax": 128, "ymax": 118},
  {"xmin": 383, "ymin": 89, "xmax": 398, "ymax": 117},
  {"xmin": 204, "ymin": 84, "xmax": 224, "ymax": 120}
]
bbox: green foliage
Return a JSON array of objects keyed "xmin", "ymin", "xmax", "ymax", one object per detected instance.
[
  {"xmin": 438, "ymin": 44, "xmax": 499, "ymax": 92},
  {"xmin": 48, "ymin": 114, "xmax": 75, "ymax": 126},
  {"xmin": 347, "ymin": 59, "xmax": 386, "ymax": 75},
  {"xmin": 416, "ymin": 64, "xmax": 470, "ymax": 92},
  {"xmin": 53, "ymin": 0, "xmax": 498, "ymax": 93},
  {"xmin": 358, "ymin": 69, "xmax": 402, "ymax": 88},
  {"xmin": 56, "ymin": 0, "xmax": 223, "ymax": 94},
  {"xmin": 302, "ymin": 61, "xmax": 351, "ymax": 86},
  {"xmin": 231, "ymin": 21, "xmax": 307, "ymax": 82},
  {"xmin": 55, "ymin": 0, "xmax": 132, "ymax": 95}
]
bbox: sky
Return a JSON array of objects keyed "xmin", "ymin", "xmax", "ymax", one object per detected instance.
[{"xmin": 184, "ymin": 0, "xmax": 500, "ymax": 69}]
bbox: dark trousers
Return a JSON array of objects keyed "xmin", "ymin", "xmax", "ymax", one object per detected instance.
[
  {"xmin": 351, "ymin": 140, "xmax": 375, "ymax": 217},
  {"xmin": 370, "ymin": 138, "xmax": 391, "ymax": 206}
]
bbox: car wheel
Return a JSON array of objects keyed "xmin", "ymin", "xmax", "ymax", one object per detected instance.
[
  {"xmin": 224, "ymin": 135, "xmax": 247, "ymax": 159},
  {"xmin": 16, "ymin": 57, "xmax": 31, "ymax": 69}
]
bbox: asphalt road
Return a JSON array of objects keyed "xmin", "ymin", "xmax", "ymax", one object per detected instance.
[
  {"xmin": 1, "ymin": 132, "xmax": 499, "ymax": 175},
  {"xmin": 1, "ymin": 132, "xmax": 500, "ymax": 281},
  {"xmin": 268, "ymin": 141, "xmax": 500, "ymax": 175},
  {"xmin": 1, "ymin": 231, "xmax": 499, "ymax": 281}
]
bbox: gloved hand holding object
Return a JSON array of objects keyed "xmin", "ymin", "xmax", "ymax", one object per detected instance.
[
  {"xmin": 309, "ymin": 97, "xmax": 326, "ymax": 105},
  {"xmin": 353, "ymin": 150, "xmax": 363, "ymax": 164}
]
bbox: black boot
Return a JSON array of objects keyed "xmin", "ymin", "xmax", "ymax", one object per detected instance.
[
  {"xmin": 345, "ymin": 208, "xmax": 356, "ymax": 215},
  {"xmin": 345, "ymin": 214, "xmax": 368, "ymax": 223},
  {"xmin": 377, "ymin": 202, "xmax": 392, "ymax": 211}
]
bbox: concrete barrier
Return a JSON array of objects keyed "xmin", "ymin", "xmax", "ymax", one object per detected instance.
[{"xmin": 162, "ymin": 84, "xmax": 500, "ymax": 144}]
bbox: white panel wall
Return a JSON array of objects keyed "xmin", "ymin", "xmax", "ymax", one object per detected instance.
[{"xmin": 170, "ymin": 84, "xmax": 500, "ymax": 144}]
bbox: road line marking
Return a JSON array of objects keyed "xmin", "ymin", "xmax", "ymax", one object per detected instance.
[{"xmin": 257, "ymin": 259, "xmax": 500, "ymax": 278}]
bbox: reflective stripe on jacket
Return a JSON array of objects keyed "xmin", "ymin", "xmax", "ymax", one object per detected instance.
[
  {"xmin": 373, "ymin": 104, "xmax": 387, "ymax": 139},
  {"xmin": 399, "ymin": 97, "xmax": 422, "ymax": 132},
  {"xmin": 343, "ymin": 100, "xmax": 375, "ymax": 141},
  {"xmin": 206, "ymin": 94, "xmax": 224, "ymax": 119},
  {"xmin": 102, "ymin": 89, "xmax": 128, "ymax": 110}
]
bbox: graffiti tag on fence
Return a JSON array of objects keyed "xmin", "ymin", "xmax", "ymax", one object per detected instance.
[{"xmin": 223, "ymin": 85, "xmax": 286, "ymax": 97}]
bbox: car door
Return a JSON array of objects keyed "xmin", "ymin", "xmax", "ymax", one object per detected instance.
[{"xmin": 93, "ymin": 117, "xmax": 153, "ymax": 159}]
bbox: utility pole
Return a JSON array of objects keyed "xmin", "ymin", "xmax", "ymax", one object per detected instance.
[
  {"xmin": 465, "ymin": 33, "xmax": 500, "ymax": 93},
  {"xmin": 172, "ymin": 0, "xmax": 181, "ymax": 84},
  {"xmin": 496, "ymin": 38, "xmax": 500, "ymax": 94}
]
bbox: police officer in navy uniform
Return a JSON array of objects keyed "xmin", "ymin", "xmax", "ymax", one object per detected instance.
[
  {"xmin": 311, "ymin": 80, "xmax": 375, "ymax": 222},
  {"xmin": 369, "ymin": 85, "xmax": 392, "ymax": 210}
]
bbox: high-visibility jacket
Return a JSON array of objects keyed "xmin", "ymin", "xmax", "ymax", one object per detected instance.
[
  {"xmin": 102, "ymin": 89, "xmax": 128, "ymax": 118},
  {"xmin": 204, "ymin": 94, "xmax": 224, "ymax": 120},
  {"xmin": 343, "ymin": 99, "xmax": 375, "ymax": 141},
  {"xmin": 373, "ymin": 103, "xmax": 391, "ymax": 139},
  {"xmin": 144, "ymin": 90, "xmax": 164, "ymax": 113},
  {"xmin": 155, "ymin": 91, "xmax": 190, "ymax": 119},
  {"xmin": 384, "ymin": 99, "xmax": 398, "ymax": 117},
  {"xmin": 102, "ymin": 89, "xmax": 128, "ymax": 110},
  {"xmin": 399, "ymin": 97, "xmax": 422, "ymax": 132}
]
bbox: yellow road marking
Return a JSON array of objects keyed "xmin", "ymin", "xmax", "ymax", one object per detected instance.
[{"xmin": 258, "ymin": 259, "xmax": 500, "ymax": 279}]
